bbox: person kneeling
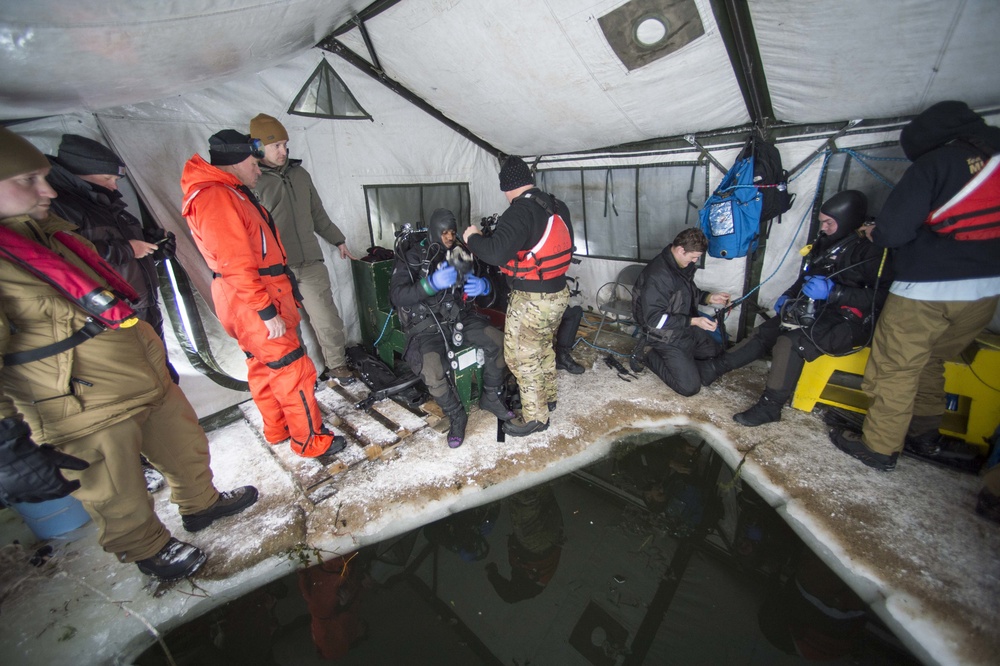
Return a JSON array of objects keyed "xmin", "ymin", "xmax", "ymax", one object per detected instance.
[
  {"xmin": 390, "ymin": 209, "xmax": 514, "ymax": 448},
  {"xmin": 633, "ymin": 228, "xmax": 730, "ymax": 397}
]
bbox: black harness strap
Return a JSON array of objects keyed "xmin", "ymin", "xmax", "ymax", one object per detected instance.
[{"xmin": 3, "ymin": 319, "xmax": 107, "ymax": 366}]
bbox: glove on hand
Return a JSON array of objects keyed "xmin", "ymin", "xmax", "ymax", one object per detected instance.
[
  {"xmin": 463, "ymin": 275, "xmax": 491, "ymax": 298},
  {"xmin": 774, "ymin": 294, "xmax": 789, "ymax": 313},
  {"xmin": 0, "ymin": 418, "xmax": 89, "ymax": 505},
  {"xmin": 429, "ymin": 263, "xmax": 458, "ymax": 291},
  {"xmin": 145, "ymin": 228, "xmax": 177, "ymax": 260},
  {"xmin": 802, "ymin": 276, "xmax": 834, "ymax": 300}
]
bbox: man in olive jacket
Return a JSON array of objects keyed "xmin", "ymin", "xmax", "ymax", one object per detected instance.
[
  {"xmin": 250, "ymin": 114, "xmax": 356, "ymax": 384},
  {"xmin": 0, "ymin": 127, "xmax": 257, "ymax": 582}
]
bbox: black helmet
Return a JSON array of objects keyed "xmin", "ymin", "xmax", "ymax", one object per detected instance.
[
  {"xmin": 428, "ymin": 208, "xmax": 458, "ymax": 244},
  {"xmin": 819, "ymin": 190, "xmax": 867, "ymax": 242}
]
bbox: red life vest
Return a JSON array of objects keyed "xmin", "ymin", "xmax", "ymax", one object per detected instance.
[
  {"xmin": 0, "ymin": 225, "xmax": 139, "ymax": 365},
  {"xmin": 500, "ymin": 195, "xmax": 574, "ymax": 281},
  {"xmin": 925, "ymin": 154, "xmax": 1000, "ymax": 241}
]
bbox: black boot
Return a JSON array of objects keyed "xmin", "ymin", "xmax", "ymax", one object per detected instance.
[
  {"xmin": 135, "ymin": 537, "xmax": 207, "ymax": 582},
  {"xmin": 182, "ymin": 486, "xmax": 259, "ymax": 532},
  {"xmin": 446, "ymin": 407, "xmax": 468, "ymax": 449},
  {"xmin": 556, "ymin": 347, "xmax": 585, "ymax": 374},
  {"xmin": 479, "ymin": 385, "xmax": 515, "ymax": 421},
  {"xmin": 698, "ymin": 355, "xmax": 731, "ymax": 387},
  {"xmin": 733, "ymin": 390, "xmax": 785, "ymax": 427}
]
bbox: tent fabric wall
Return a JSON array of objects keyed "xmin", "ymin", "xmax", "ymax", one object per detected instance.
[
  {"xmin": 335, "ymin": 0, "xmax": 751, "ymax": 156},
  {"xmin": 755, "ymin": 1, "xmax": 1000, "ymax": 123}
]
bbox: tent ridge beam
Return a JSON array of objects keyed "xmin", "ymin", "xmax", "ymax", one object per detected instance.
[{"xmin": 318, "ymin": 36, "xmax": 501, "ymax": 157}]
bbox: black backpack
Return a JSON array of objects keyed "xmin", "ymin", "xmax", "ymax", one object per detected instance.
[{"xmin": 746, "ymin": 128, "xmax": 793, "ymax": 223}]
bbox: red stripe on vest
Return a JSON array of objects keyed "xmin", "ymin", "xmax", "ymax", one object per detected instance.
[{"xmin": 0, "ymin": 226, "xmax": 138, "ymax": 328}]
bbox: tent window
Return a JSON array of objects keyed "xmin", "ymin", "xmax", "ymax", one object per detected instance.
[
  {"xmin": 365, "ymin": 183, "xmax": 471, "ymax": 248},
  {"xmin": 538, "ymin": 164, "xmax": 708, "ymax": 262},
  {"xmin": 820, "ymin": 144, "xmax": 909, "ymax": 219},
  {"xmin": 289, "ymin": 59, "xmax": 371, "ymax": 120}
]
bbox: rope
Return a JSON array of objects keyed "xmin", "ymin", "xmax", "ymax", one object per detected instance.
[{"xmin": 840, "ymin": 148, "xmax": 906, "ymax": 189}]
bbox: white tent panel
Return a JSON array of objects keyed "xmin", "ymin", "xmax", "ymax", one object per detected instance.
[
  {"xmin": 337, "ymin": 0, "xmax": 749, "ymax": 155},
  {"xmin": 0, "ymin": 0, "xmax": 365, "ymax": 119},
  {"xmin": 756, "ymin": 0, "xmax": 1000, "ymax": 124}
]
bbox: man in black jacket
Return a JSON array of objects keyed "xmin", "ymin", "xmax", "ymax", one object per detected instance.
[
  {"xmin": 463, "ymin": 157, "xmax": 574, "ymax": 436},
  {"xmin": 45, "ymin": 134, "xmax": 178, "ymax": 383},
  {"xmin": 391, "ymin": 208, "xmax": 514, "ymax": 448},
  {"xmin": 828, "ymin": 102, "xmax": 1000, "ymax": 511},
  {"xmin": 705, "ymin": 191, "xmax": 891, "ymax": 426},
  {"xmin": 633, "ymin": 228, "xmax": 730, "ymax": 397}
]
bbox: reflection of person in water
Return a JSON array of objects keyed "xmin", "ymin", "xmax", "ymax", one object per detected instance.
[
  {"xmin": 487, "ymin": 485, "xmax": 565, "ymax": 603},
  {"xmin": 297, "ymin": 553, "xmax": 368, "ymax": 660},
  {"xmin": 758, "ymin": 549, "xmax": 867, "ymax": 660}
]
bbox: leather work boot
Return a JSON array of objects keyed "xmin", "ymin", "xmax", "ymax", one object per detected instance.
[
  {"xmin": 479, "ymin": 385, "xmax": 515, "ymax": 421},
  {"xmin": 446, "ymin": 407, "xmax": 469, "ymax": 449},
  {"xmin": 135, "ymin": 537, "xmax": 207, "ymax": 582},
  {"xmin": 556, "ymin": 347, "xmax": 585, "ymax": 374},
  {"xmin": 830, "ymin": 428, "xmax": 898, "ymax": 471},
  {"xmin": 503, "ymin": 417, "xmax": 549, "ymax": 437},
  {"xmin": 548, "ymin": 400, "xmax": 557, "ymax": 412},
  {"xmin": 733, "ymin": 390, "xmax": 784, "ymax": 427},
  {"xmin": 323, "ymin": 365, "xmax": 355, "ymax": 386},
  {"xmin": 182, "ymin": 486, "xmax": 260, "ymax": 532}
]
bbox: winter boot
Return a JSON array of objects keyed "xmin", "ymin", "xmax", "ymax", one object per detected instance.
[
  {"xmin": 733, "ymin": 390, "xmax": 785, "ymax": 427},
  {"xmin": 555, "ymin": 347, "xmax": 585, "ymax": 374},
  {"xmin": 479, "ymin": 385, "xmax": 515, "ymax": 421},
  {"xmin": 182, "ymin": 485, "xmax": 260, "ymax": 532},
  {"xmin": 135, "ymin": 537, "xmax": 207, "ymax": 582},
  {"xmin": 503, "ymin": 417, "xmax": 549, "ymax": 437},
  {"xmin": 697, "ymin": 355, "xmax": 732, "ymax": 387},
  {"xmin": 446, "ymin": 406, "xmax": 469, "ymax": 449}
]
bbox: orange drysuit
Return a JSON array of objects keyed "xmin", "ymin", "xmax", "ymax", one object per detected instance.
[{"xmin": 181, "ymin": 154, "xmax": 333, "ymax": 457}]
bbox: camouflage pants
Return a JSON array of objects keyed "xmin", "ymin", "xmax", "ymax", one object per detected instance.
[{"xmin": 504, "ymin": 287, "xmax": 569, "ymax": 422}]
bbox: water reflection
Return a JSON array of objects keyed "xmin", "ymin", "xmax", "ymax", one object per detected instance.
[{"xmin": 138, "ymin": 434, "xmax": 919, "ymax": 665}]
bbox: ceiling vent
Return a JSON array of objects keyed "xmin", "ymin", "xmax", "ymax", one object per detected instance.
[
  {"xmin": 599, "ymin": 0, "xmax": 705, "ymax": 71},
  {"xmin": 289, "ymin": 58, "xmax": 371, "ymax": 120}
]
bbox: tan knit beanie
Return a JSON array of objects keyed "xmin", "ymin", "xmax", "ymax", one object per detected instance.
[
  {"xmin": 0, "ymin": 127, "xmax": 49, "ymax": 181},
  {"xmin": 249, "ymin": 114, "xmax": 289, "ymax": 146}
]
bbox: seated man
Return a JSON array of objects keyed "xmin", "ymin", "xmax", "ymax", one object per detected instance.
[
  {"xmin": 389, "ymin": 208, "xmax": 514, "ymax": 448},
  {"xmin": 704, "ymin": 190, "xmax": 892, "ymax": 426},
  {"xmin": 633, "ymin": 228, "xmax": 730, "ymax": 397}
]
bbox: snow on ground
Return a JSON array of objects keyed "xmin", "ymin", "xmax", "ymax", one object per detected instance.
[{"xmin": 1, "ymin": 338, "xmax": 998, "ymax": 665}]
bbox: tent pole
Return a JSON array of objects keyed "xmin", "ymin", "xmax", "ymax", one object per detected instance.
[{"xmin": 317, "ymin": 36, "xmax": 501, "ymax": 157}]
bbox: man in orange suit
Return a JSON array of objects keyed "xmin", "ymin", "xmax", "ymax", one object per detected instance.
[{"xmin": 181, "ymin": 129, "xmax": 344, "ymax": 458}]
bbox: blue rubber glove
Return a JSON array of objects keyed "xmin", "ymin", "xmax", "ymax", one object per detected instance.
[
  {"xmin": 463, "ymin": 275, "xmax": 491, "ymax": 298},
  {"xmin": 774, "ymin": 294, "xmax": 789, "ymax": 313},
  {"xmin": 429, "ymin": 262, "xmax": 458, "ymax": 291},
  {"xmin": 802, "ymin": 276, "xmax": 834, "ymax": 300}
]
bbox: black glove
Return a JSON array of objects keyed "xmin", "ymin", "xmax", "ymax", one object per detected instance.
[
  {"xmin": 0, "ymin": 418, "xmax": 89, "ymax": 505},
  {"xmin": 145, "ymin": 227, "xmax": 177, "ymax": 260}
]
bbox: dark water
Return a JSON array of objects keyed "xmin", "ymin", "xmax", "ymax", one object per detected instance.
[{"xmin": 137, "ymin": 434, "xmax": 920, "ymax": 666}]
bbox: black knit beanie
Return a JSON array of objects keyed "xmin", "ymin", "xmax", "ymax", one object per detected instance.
[
  {"xmin": 209, "ymin": 129, "xmax": 258, "ymax": 166},
  {"xmin": 57, "ymin": 134, "xmax": 125, "ymax": 176},
  {"xmin": 498, "ymin": 156, "xmax": 534, "ymax": 192}
]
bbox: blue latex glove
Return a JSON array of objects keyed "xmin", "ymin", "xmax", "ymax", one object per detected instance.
[
  {"xmin": 429, "ymin": 262, "xmax": 458, "ymax": 291},
  {"xmin": 774, "ymin": 294, "xmax": 789, "ymax": 313},
  {"xmin": 802, "ymin": 276, "xmax": 834, "ymax": 300},
  {"xmin": 463, "ymin": 275, "xmax": 491, "ymax": 298}
]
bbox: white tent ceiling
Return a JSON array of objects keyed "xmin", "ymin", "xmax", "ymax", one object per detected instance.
[{"xmin": 3, "ymin": 0, "xmax": 999, "ymax": 155}]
